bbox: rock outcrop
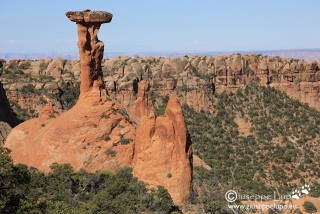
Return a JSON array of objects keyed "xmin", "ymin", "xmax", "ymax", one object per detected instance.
[
  {"xmin": 66, "ymin": 9, "xmax": 112, "ymax": 96},
  {"xmin": 2, "ymin": 54, "xmax": 320, "ymax": 114},
  {"xmin": 0, "ymin": 121, "xmax": 12, "ymax": 145},
  {"xmin": 131, "ymin": 80, "xmax": 156, "ymax": 124},
  {"xmin": 132, "ymin": 97, "xmax": 192, "ymax": 204},
  {"xmin": 0, "ymin": 81, "xmax": 20, "ymax": 145},
  {"xmin": 5, "ymin": 9, "xmax": 192, "ymax": 205}
]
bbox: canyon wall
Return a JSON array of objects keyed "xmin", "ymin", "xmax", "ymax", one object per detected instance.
[
  {"xmin": 1, "ymin": 54, "xmax": 319, "ymax": 114},
  {"xmin": 3, "ymin": 52, "xmax": 319, "ymax": 203}
]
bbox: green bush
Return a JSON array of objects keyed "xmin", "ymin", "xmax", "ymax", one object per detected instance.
[
  {"xmin": 59, "ymin": 84, "xmax": 80, "ymax": 110},
  {"xmin": 0, "ymin": 148, "xmax": 176, "ymax": 213},
  {"xmin": 119, "ymin": 109, "xmax": 127, "ymax": 116},
  {"xmin": 106, "ymin": 148, "xmax": 116, "ymax": 157},
  {"xmin": 104, "ymin": 135, "xmax": 111, "ymax": 141},
  {"xmin": 20, "ymin": 84, "xmax": 41, "ymax": 95},
  {"xmin": 303, "ymin": 201, "xmax": 317, "ymax": 213},
  {"xmin": 156, "ymin": 95, "xmax": 170, "ymax": 116},
  {"xmin": 120, "ymin": 138, "xmax": 132, "ymax": 145},
  {"xmin": 183, "ymin": 85, "xmax": 320, "ymax": 208},
  {"xmin": 48, "ymin": 114, "xmax": 55, "ymax": 118}
]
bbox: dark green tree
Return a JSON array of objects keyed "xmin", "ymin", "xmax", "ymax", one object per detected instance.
[
  {"xmin": 303, "ymin": 201, "xmax": 317, "ymax": 213},
  {"xmin": 0, "ymin": 147, "xmax": 32, "ymax": 213}
]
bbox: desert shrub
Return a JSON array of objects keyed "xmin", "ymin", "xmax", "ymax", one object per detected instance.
[
  {"xmin": 120, "ymin": 138, "xmax": 132, "ymax": 145},
  {"xmin": 0, "ymin": 149, "xmax": 175, "ymax": 213},
  {"xmin": 48, "ymin": 114, "xmax": 55, "ymax": 118},
  {"xmin": 303, "ymin": 201, "xmax": 317, "ymax": 213},
  {"xmin": 183, "ymin": 84, "xmax": 320, "ymax": 210},
  {"xmin": 20, "ymin": 84, "xmax": 41, "ymax": 95},
  {"xmin": 39, "ymin": 75, "xmax": 55, "ymax": 82},
  {"xmin": 59, "ymin": 84, "xmax": 80, "ymax": 110},
  {"xmin": 119, "ymin": 109, "xmax": 126, "ymax": 116},
  {"xmin": 106, "ymin": 148, "xmax": 116, "ymax": 157},
  {"xmin": 104, "ymin": 135, "xmax": 111, "ymax": 141},
  {"xmin": 156, "ymin": 95, "xmax": 169, "ymax": 116}
]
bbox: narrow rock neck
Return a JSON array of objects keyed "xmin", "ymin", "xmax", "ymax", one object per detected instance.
[{"xmin": 76, "ymin": 22, "xmax": 104, "ymax": 97}]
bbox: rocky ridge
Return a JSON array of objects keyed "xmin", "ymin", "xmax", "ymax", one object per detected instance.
[
  {"xmin": 1, "ymin": 54, "xmax": 319, "ymax": 115},
  {"xmin": 4, "ymin": 10, "xmax": 192, "ymax": 205}
]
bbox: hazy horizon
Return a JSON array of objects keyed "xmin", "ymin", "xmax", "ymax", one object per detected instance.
[
  {"xmin": 1, "ymin": 48, "xmax": 320, "ymax": 61},
  {"xmin": 1, "ymin": 1, "xmax": 319, "ymax": 55}
]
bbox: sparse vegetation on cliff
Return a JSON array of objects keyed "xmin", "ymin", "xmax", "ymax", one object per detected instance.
[
  {"xmin": 120, "ymin": 138, "xmax": 132, "ymax": 145},
  {"xmin": 183, "ymin": 85, "xmax": 320, "ymax": 211},
  {"xmin": 151, "ymin": 91, "xmax": 170, "ymax": 116},
  {"xmin": 106, "ymin": 148, "xmax": 116, "ymax": 157},
  {"xmin": 2, "ymin": 54, "xmax": 320, "ymax": 212},
  {"xmin": 0, "ymin": 147, "xmax": 176, "ymax": 213},
  {"xmin": 59, "ymin": 83, "xmax": 80, "ymax": 110}
]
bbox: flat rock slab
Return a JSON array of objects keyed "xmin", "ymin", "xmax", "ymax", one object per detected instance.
[{"xmin": 66, "ymin": 9, "xmax": 112, "ymax": 23}]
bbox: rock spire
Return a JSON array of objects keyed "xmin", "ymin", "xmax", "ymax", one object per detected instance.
[{"xmin": 66, "ymin": 9, "xmax": 113, "ymax": 96}]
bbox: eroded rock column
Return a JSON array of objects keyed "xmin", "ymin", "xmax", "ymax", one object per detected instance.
[{"xmin": 66, "ymin": 9, "xmax": 112, "ymax": 96}]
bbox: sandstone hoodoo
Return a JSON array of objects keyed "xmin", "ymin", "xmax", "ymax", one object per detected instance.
[
  {"xmin": 132, "ymin": 97, "xmax": 193, "ymax": 204},
  {"xmin": 5, "ymin": 9, "xmax": 192, "ymax": 204},
  {"xmin": 66, "ymin": 9, "xmax": 112, "ymax": 96}
]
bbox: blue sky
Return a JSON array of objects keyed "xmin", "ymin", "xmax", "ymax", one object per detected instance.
[{"xmin": 0, "ymin": 0, "xmax": 319, "ymax": 54}]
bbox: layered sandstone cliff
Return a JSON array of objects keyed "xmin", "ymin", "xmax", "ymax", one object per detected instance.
[
  {"xmin": 1, "ymin": 54, "xmax": 319, "ymax": 115},
  {"xmin": 5, "ymin": 10, "xmax": 192, "ymax": 204}
]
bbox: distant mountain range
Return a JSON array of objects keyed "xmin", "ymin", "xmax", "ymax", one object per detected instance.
[{"xmin": 1, "ymin": 48, "xmax": 320, "ymax": 61}]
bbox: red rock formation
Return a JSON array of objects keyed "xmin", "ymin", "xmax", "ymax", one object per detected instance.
[
  {"xmin": 5, "ymin": 9, "xmax": 192, "ymax": 205},
  {"xmin": 40, "ymin": 102, "xmax": 59, "ymax": 118},
  {"xmin": 3, "ymin": 54, "xmax": 320, "ymax": 112},
  {"xmin": 131, "ymin": 80, "xmax": 156, "ymax": 123},
  {"xmin": 132, "ymin": 97, "xmax": 192, "ymax": 204},
  {"xmin": 66, "ymin": 9, "xmax": 112, "ymax": 97}
]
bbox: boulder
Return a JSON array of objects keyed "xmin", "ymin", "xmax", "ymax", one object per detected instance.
[
  {"xmin": 72, "ymin": 62, "xmax": 81, "ymax": 76},
  {"xmin": 162, "ymin": 58, "xmax": 187, "ymax": 77},
  {"xmin": 305, "ymin": 60, "xmax": 318, "ymax": 72},
  {"xmin": 124, "ymin": 62, "xmax": 143, "ymax": 78},
  {"xmin": 44, "ymin": 82, "xmax": 59, "ymax": 93},
  {"xmin": 0, "ymin": 122, "xmax": 12, "ymax": 145},
  {"xmin": 45, "ymin": 58, "xmax": 65, "ymax": 75},
  {"xmin": 24, "ymin": 60, "xmax": 48, "ymax": 76},
  {"xmin": 50, "ymin": 67, "xmax": 63, "ymax": 77}
]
